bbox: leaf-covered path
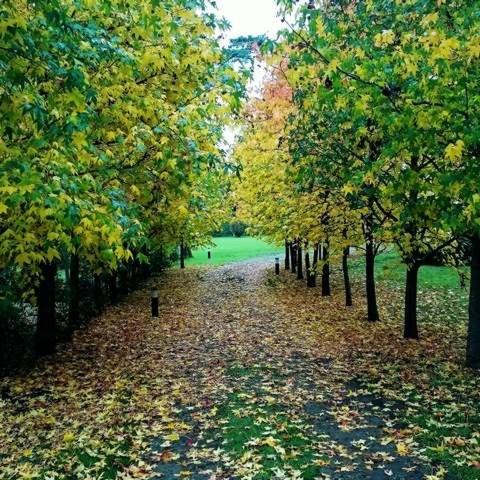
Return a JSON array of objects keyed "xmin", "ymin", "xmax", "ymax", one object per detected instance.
[
  {"xmin": 2, "ymin": 258, "xmax": 479, "ymax": 479},
  {"xmin": 145, "ymin": 259, "xmax": 428, "ymax": 479}
]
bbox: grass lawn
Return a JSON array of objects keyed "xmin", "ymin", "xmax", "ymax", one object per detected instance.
[
  {"xmin": 349, "ymin": 250, "xmax": 467, "ymax": 291},
  {"xmin": 185, "ymin": 237, "xmax": 283, "ymax": 267}
]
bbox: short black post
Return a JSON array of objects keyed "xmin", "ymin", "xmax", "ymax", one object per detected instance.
[
  {"xmin": 275, "ymin": 257, "xmax": 280, "ymax": 275},
  {"xmin": 151, "ymin": 289, "xmax": 159, "ymax": 318},
  {"xmin": 208, "ymin": 250, "xmax": 211, "ymax": 259}
]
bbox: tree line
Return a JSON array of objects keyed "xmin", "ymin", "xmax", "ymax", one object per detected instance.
[
  {"xmin": 0, "ymin": 0, "xmax": 246, "ymax": 363},
  {"xmin": 234, "ymin": 0, "xmax": 480, "ymax": 368}
]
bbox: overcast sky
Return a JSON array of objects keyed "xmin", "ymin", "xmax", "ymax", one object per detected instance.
[
  {"xmin": 217, "ymin": 0, "xmax": 283, "ymax": 41},
  {"xmin": 215, "ymin": 0, "xmax": 284, "ymax": 148}
]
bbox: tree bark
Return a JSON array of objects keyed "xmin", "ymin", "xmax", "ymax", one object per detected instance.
[
  {"xmin": 180, "ymin": 243, "xmax": 185, "ymax": 269},
  {"xmin": 119, "ymin": 265, "xmax": 129, "ymax": 295},
  {"xmin": 93, "ymin": 273, "xmax": 104, "ymax": 316},
  {"xmin": 467, "ymin": 234, "xmax": 480, "ymax": 368},
  {"xmin": 290, "ymin": 242, "xmax": 297, "ymax": 274},
  {"xmin": 404, "ymin": 263, "xmax": 420, "ymax": 339},
  {"xmin": 35, "ymin": 261, "xmax": 57, "ymax": 357},
  {"xmin": 297, "ymin": 243, "xmax": 304, "ymax": 280},
  {"xmin": 365, "ymin": 240, "xmax": 380, "ymax": 321},
  {"xmin": 285, "ymin": 240, "xmax": 290, "ymax": 270},
  {"xmin": 343, "ymin": 247, "xmax": 352, "ymax": 306},
  {"xmin": 68, "ymin": 253, "xmax": 80, "ymax": 334},
  {"xmin": 321, "ymin": 244, "xmax": 331, "ymax": 296},
  {"xmin": 109, "ymin": 272, "xmax": 118, "ymax": 304}
]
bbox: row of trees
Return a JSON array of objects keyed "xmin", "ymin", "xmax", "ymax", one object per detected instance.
[
  {"xmin": 234, "ymin": 0, "xmax": 480, "ymax": 368},
  {"xmin": 0, "ymin": 0, "xmax": 245, "ymax": 360}
]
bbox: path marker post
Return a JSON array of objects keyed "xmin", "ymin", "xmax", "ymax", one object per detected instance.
[
  {"xmin": 208, "ymin": 250, "xmax": 211, "ymax": 259},
  {"xmin": 151, "ymin": 289, "xmax": 159, "ymax": 318},
  {"xmin": 275, "ymin": 257, "xmax": 280, "ymax": 275}
]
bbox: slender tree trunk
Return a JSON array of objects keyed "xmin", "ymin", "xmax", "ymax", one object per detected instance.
[
  {"xmin": 186, "ymin": 246, "xmax": 193, "ymax": 258},
  {"xmin": 109, "ymin": 272, "xmax": 118, "ymax": 304},
  {"xmin": 321, "ymin": 243, "xmax": 331, "ymax": 296},
  {"xmin": 467, "ymin": 234, "xmax": 480, "ymax": 368},
  {"xmin": 306, "ymin": 249, "xmax": 316, "ymax": 287},
  {"xmin": 180, "ymin": 243, "xmax": 185, "ymax": 269},
  {"xmin": 285, "ymin": 240, "xmax": 290, "ymax": 270},
  {"xmin": 93, "ymin": 274, "xmax": 104, "ymax": 316},
  {"xmin": 119, "ymin": 265, "xmax": 129, "ymax": 295},
  {"xmin": 365, "ymin": 241, "xmax": 380, "ymax": 321},
  {"xmin": 68, "ymin": 253, "xmax": 80, "ymax": 334},
  {"xmin": 343, "ymin": 247, "xmax": 352, "ymax": 306},
  {"xmin": 290, "ymin": 243, "xmax": 297, "ymax": 274},
  {"xmin": 404, "ymin": 263, "xmax": 420, "ymax": 339},
  {"xmin": 35, "ymin": 262, "xmax": 57, "ymax": 357},
  {"xmin": 297, "ymin": 243, "xmax": 304, "ymax": 280}
]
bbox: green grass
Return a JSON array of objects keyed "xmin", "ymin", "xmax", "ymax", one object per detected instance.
[
  {"xmin": 185, "ymin": 237, "xmax": 283, "ymax": 267},
  {"xmin": 351, "ymin": 250, "xmax": 467, "ymax": 291}
]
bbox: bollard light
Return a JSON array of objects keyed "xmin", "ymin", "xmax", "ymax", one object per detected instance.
[
  {"xmin": 275, "ymin": 257, "xmax": 280, "ymax": 275},
  {"xmin": 208, "ymin": 250, "xmax": 211, "ymax": 259},
  {"xmin": 151, "ymin": 289, "xmax": 159, "ymax": 317}
]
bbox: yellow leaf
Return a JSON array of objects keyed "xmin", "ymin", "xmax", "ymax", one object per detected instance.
[
  {"xmin": 262, "ymin": 436, "xmax": 278, "ymax": 447},
  {"xmin": 396, "ymin": 442, "xmax": 409, "ymax": 456},
  {"xmin": 164, "ymin": 432, "xmax": 180, "ymax": 442},
  {"xmin": 0, "ymin": 203, "xmax": 7, "ymax": 214},
  {"xmin": 47, "ymin": 248, "xmax": 61, "ymax": 262},
  {"xmin": 63, "ymin": 431, "xmax": 75, "ymax": 443}
]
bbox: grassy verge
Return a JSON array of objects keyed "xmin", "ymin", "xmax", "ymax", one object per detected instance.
[{"xmin": 185, "ymin": 237, "xmax": 283, "ymax": 267}]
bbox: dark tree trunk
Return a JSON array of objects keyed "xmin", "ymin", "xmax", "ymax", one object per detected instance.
[
  {"xmin": 404, "ymin": 263, "xmax": 420, "ymax": 339},
  {"xmin": 35, "ymin": 262, "xmax": 57, "ymax": 357},
  {"xmin": 290, "ymin": 243, "xmax": 297, "ymax": 274},
  {"xmin": 68, "ymin": 253, "xmax": 80, "ymax": 334},
  {"xmin": 297, "ymin": 243, "xmax": 304, "ymax": 280},
  {"xmin": 285, "ymin": 240, "xmax": 290, "ymax": 270},
  {"xmin": 467, "ymin": 234, "xmax": 480, "ymax": 368},
  {"xmin": 180, "ymin": 244, "xmax": 185, "ymax": 269},
  {"xmin": 119, "ymin": 266, "xmax": 129, "ymax": 295},
  {"xmin": 306, "ymin": 249, "xmax": 316, "ymax": 287},
  {"xmin": 93, "ymin": 274, "xmax": 104, "ymax": 316},
  {"xmin": 365, "ymin": 241, "xmax": 380, "ymax": 321},
  {"xmin": 109, "ymin": 272, "xmax": 118, "ymax": 304},
  {"xmin": 321, "ymin": 244, "xmax": 331, "ymax": 296},
  {"xmin": 343, "ymin": 247, "xmax": 352, "ymax": 306}
]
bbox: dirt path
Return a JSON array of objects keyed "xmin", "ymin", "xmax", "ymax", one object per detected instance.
[{"xmin": 146, "ymin": 259, "xmax": 428, "ymax": 479}]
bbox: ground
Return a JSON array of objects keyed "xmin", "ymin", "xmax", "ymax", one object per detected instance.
[{"xmin": 1, "ymin": 244, "xmax": 479, "ymax": 480}]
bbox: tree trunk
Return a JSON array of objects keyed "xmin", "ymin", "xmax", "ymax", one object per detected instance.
[
  {"xmin": 306, "ymin": 249, "xmax": 316, "ymax": 287},
  {"xmin": 180, "ymin": 244, "xmax": 185, "ymax": 269},
  {"xmin": 297, "ymin": 243, "xmax": 304, "ymax": 280},
  {"xmin": 186, "ymin": 246, "xmax": 193, "ymax": 258},
  {"xmin": 290, "ymin": 243, "xmax": 297, "ymax": 274},
  {"xmin": 467, "ymin": 234, "xmax": 480, "ymax": 368},
  {"xmin": 365, "ymin": 241, "xmax": 380, "ymax": 321},
  {"xmin": 68, "ymin": 253, "xmax": 80, "ymax": 334},
  {"xmin": 93, "ymin": 274, "xmax": 104, "ymax": 316},
  {"xmin": 35, "ymin": 261, "xmax": 57, "ymax": 357},
  {"xmin": 404, "ymin": 263, "xmax": 420, "ymax": 339},
  {"xmin": 109, "ymin": 272, "xmax": 118, "ymax": 304},
  {"xmin": 285, "ymin": 240, "xmax": 290, "ymax": 270},
  {"xmin": 321, "ymin": 244, "xmax": 331, "ymax": 296},
  {"xmin": 119, "ymin": 265, "xmax": 129, "ymax": 295},
  {"xmin": 343, "ymin": 247, "xmax": 352, "ymax": 306}
]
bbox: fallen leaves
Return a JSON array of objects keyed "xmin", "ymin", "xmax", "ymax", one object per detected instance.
[{"xmin": 0, "ymin": 259, "xmax": 479, "ymax": 479}]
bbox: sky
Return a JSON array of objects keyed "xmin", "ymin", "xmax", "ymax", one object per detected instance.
[
  {"xmin": 216, "ymin": 0, "xmax": 283, "ymax": 41},
  {"xmin": 215, "ymin": 0, "xmax": 284, "ymax": 148}
]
